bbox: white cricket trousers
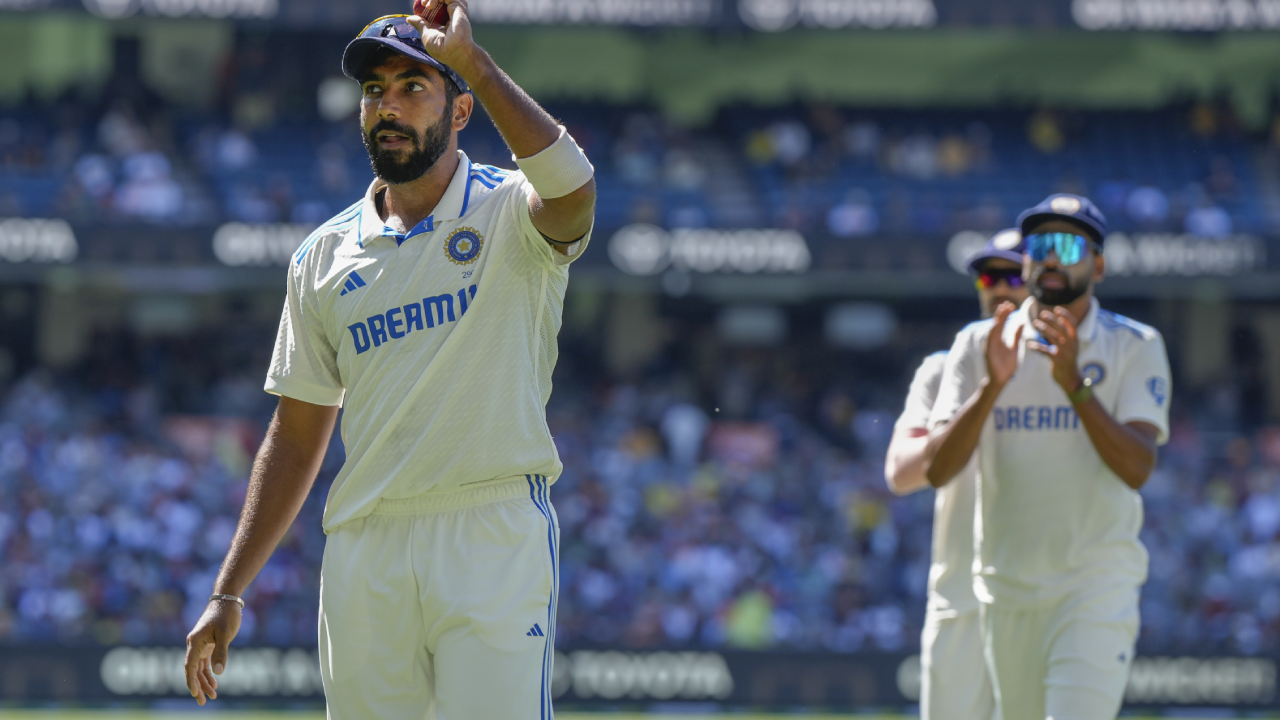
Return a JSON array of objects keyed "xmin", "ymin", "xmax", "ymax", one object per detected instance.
[
  {"xmin": 318, "ymin": 475, "xmax": 560, "ymax": 720},
  {"xmin": 920, "ymin": 609, "xmax": 995, "ymax": 720},
  {"xmin": 981, "ymin": 585, "xmax": 1139, "ymax": 720}
]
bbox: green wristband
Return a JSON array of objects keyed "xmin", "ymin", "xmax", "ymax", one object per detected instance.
[{"xmin": 1067, "ymin": 377, "xmax": 1094, "ymax": 405}]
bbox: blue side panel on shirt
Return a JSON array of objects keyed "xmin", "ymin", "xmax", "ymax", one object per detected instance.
[
  {"xmin": 1097, "ymin": 310, "xmax": 1154, "ymax": 340},
  {"xmin": 295, "ymin": 201, "xmax": 362, "ymax": 265}
]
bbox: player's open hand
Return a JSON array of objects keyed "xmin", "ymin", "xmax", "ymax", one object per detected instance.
[
  {"xmin": 1028, "ymin": 306, "xmax": 1083, "ymax": 392},
  {"xmin": 984, "ymin": 301, "xmax": 1022, "ymax": 388},
  {"xmin": 183, "ymin": 600, "xmax": 242, "ymax": 706},
  {"xmin": 408, "ymin": 0, "xmax": 479, "ymax": 79}
]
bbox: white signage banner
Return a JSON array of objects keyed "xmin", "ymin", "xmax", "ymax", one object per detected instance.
[
  {"xmin": 609, "ymin": 224, "xmax": 812, "ymax": 276},
  {"xmin": 1074, "ymin": 0, "xmax": 1280, "ymax": 30},
  {"xmin": 212, "ymin": 222, "xmax": 313, "ymax": 267},
  {"xmin": 0, "ymin": 218, "xmax": 78, "ymax": 264}
]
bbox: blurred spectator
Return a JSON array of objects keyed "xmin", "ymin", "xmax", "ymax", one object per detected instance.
[
  {"xmin": 967, "ymin": 195, "xmax": 1006, "ymax": 231},
  {"xmin": 936, "ymin": 133, "xmax": 973, "ymax": 176},
  {"xmin": 215, "ymin": 128, "xmax": 258, "ymax": 172},
  {"xmin": 115, "ymin": 151, "xmax": 183, "ymax": 222},
  {"xmin": 1028, "ymin": 110, "xmax": 1065, "ymax": 154},
  {"xmin": 663, "ymin": 148, "xmax": 706, "ymax": 191},
  {"xmin": 1096, "ymin": 178, "xmax": 1131, "ymax": 217},
  {"xmin": 1127, "ymin": 185, "xmax": 1170, "ymax": 227},
  {"xmin": 1206, "ymin": 155, "xmax": 1238, "ymax": 199},
  {"xmin": 1185, "ymin": 200, "xmax": 1234, "ymax": 238},
  {"xmin": 228, "ymin": 182, "xmax": 281, "ymax": 223},
  {"xmin": 98, "ymin": 104, "xmax": 149, "ymax": 159},
  {"xmin": 887, "ymin": 132, "xmax": 938, "ymax": 180},
  {"xmin": 769, "ymin": 120, "xmax": 811, "ymax": 167},
  {"xmin": 317, "ymin": 142, "xmax": 351, "ymax": 195},
  {"xmin": 826, "ymin": 190, "xmax": 879, "ymax": 238},
  {"xmin": 1189, "ymin": 102, "xmax": 1219, "ymax": 138},
  {"xmin": 668, "ymin": 204, "xmax": 709, "ymax": 229},
  {"xmin": 73, "ymin": 154, "xmax": 115, "ymax": 201},
  {"xmin": 843, "ymin": 120, "xmax": 882, "ymax": 161}
]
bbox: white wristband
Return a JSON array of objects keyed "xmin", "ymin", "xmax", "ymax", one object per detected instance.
[{"xmin": 514, "ymin": 126, "xmax": 594, "ymax": 200}]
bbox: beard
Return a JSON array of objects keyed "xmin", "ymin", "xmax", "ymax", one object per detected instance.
[
  {"xmin": 1031, "ymin": 268, "xmax": 1090, "ymax": 306},
  {"xmin": 363, "ymin": 109, "xmax": 452, "ymax": 185}
]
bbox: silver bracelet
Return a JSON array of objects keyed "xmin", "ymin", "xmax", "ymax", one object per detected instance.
[{"xmin": 209, "ymin": 593, "xmax": 245, "ymax": 610}]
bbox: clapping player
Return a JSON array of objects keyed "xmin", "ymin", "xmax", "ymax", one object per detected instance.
[
  {"xmin": 182, "ymin": 0, "xmax": 595, "ymax": 716},
  {"xmin": 926, "ymin": 195, "xmax": 1171, "ymax": 720},
  {"xmin": 886, "ymin": 228, "xmax": 1028, "ymax": 720}
]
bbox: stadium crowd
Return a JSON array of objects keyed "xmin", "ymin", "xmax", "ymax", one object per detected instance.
[
  {"xmin": 1, "ymin": 91, "xmax": 1275, "ymax": 237},
  {"xmin": 0, "ymin": 335, "xmax": 1275, "ymax": 656}
]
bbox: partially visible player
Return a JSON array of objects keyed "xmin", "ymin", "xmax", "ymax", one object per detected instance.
[
  {"xmin": 926, "ymin": 195, "xmax": 1171, "ymax": 720},
  {"xmin": 885, "ymin": 228, "xmax": 1028, "ymax": 720},
  {"xmin": 181, "ymin": 1, "xmax": 596, "ymax": 717}
]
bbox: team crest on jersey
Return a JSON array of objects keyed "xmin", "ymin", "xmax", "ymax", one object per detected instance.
[
  {"xmin": 1082, "ymin": 362, "xmax": 1106, "ymax": 386},
  {"xmin": 445, "ymin": 227, "xmax": 483, "ymax": 265}
]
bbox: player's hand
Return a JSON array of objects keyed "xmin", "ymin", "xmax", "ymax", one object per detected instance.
[
  {"xmin": 1028, "ymin": 306, "xmax": 1083, "ymax": 392},
  {"xmin": 408, "ymin": 0, "xmax": 481, "ymax": 80},
  {"xmin": 183, "ymin": 600, "xmax": 242, "ymax": 706},
  {"xmin": 984, "ymin": 301, "xmax": 1022, "ymax": 388}
]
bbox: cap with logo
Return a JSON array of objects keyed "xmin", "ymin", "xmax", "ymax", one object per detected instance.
[
  {"xmin": 966, "ymin": 228, "xmax": 1025, "ymax": 274},
  {"xmin": 1017, "ymin": 194, "xmax": 1108, "ymax": 247},
  {"xmin": 342, "ymin": 15, "xmax": 470, "ymax": 94}
]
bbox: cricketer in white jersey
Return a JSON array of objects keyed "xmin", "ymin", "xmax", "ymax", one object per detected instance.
[
  {"xmin": 182, "ymin": 4, "xmax": 596, "ymax": 718},
  {"xmin": 926, "ymin": 195, "xmax": 1171, "ymax": 720},
  {"xmin": 886, "ymin": 229, "xmax": 1027, "ymax": 720}
]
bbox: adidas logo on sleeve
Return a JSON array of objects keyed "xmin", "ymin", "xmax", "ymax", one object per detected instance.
[{"xmin": 339, "ymin": 270, "xmax": 367, "ymax": 296}]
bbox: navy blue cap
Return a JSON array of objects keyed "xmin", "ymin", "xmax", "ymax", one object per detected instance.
[
  {"xmin": 1017, "ymin": 194, "xmax": 1107, "ymax": 246},
  {"xmin": 342, "ymin": 16, "xmax": 470, "ymax": 95},
  {"xmin": 966, "ymin": 228, "xmax": 1025, "ymax": 275}
]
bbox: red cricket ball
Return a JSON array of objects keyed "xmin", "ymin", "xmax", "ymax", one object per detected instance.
[{"xmin": 415, "ymin": 0, "xmax": 449, "ymax": 28}]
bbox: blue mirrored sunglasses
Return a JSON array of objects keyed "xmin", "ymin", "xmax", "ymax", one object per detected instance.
[{"xmin": 1025, "ymin": 233, "xmax": 1096, "ymax": 266}]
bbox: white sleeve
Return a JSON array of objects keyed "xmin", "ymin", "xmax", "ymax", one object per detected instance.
[
  {"xmin": 264, "ymin": 265, "xmax": 345, "ymax": 407},
  {"xmin": 895, "ymin": 353, "xmax": 947, "ymax": 431},
  {"xmin": 1113, "ymin": 332, "xmax": 1172, "ymax": 446},
  {"xmin": 508, "ymin": 173, "xmax": 593, "ymax": 268},
  {"xmin": 929, "ymin": 325, "xmax": 985, "ymax": 430}
]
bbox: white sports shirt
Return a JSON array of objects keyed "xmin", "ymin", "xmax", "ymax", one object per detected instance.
[
  {"xmin": 928, "ymin": 297, "xmax": 1171, "ymax": 608},
  {"xmin": 895, "ymin": 351, "xmax": 980, "ymax": 618},
  {"xmin": 266, "ymin": 150, "xmax": 590, "ymax": 531}
]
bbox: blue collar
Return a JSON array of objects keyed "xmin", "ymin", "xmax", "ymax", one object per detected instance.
[{"xmin": 358, "ymin": 150, "xmax": 472, "ymax": 247}]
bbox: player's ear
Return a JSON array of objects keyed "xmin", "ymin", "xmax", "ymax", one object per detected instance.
[
  {"xmin": 452, "ymin": 92, "xmax": 474, "ymax": 131},
  {"xmin": 1093, "ymin": 250, "xmax": 1106, "ymax": 283}
]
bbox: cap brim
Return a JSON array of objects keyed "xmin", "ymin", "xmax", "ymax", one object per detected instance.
[
  {"xmin": 341, "ymin": 37, "xmax": 469, "ymax": 93},
  {"xmin": 967, "ymin": 249, "xmax": 1025, "ymax": 274}
]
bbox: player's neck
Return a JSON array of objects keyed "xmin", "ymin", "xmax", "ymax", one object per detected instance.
[
  {"xmin": 379, "ymin": 150, "xmax": 462, "ymax": 231},
  {"xmin": 1030, "ymin": 292, "xmax": 1094, "ymax": 324}
]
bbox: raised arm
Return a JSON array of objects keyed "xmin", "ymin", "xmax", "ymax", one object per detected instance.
[
  {"xmin": 183, "ymin": 396, "xmax": 338, "ymax": 705},
  {"xmin": 926, "ymin": 303, "xmax": 1021, "ymax": 488},
  {"xmin": 1029, "ymin": 306, "xmax": 1158, "ymax": 489},
  {"xmin": 410, "ymin": 0, "xmax": 596, "ymax": 248}
]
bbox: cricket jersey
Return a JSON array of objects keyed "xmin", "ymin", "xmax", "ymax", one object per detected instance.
[
  {"xmin": 896, "ymin": 351, "xmax": 981, "ymax": 617},
  {"xmin": 928, "ymin": 297, "xmax": 1171, "ymax": 608},
  {"xmin": 265, "ymin": 150, "xmax": 590, "ymax": 531}
]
